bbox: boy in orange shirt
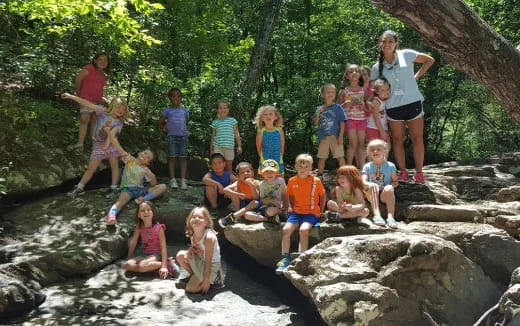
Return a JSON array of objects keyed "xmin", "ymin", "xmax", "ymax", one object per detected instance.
[
  {"xmin": 219, "ymin": 162, "xmax": 260, "ymax": 228},
  {"xmin": 276, "ymin": 154, "xmax": 326, "ymax": 274}
]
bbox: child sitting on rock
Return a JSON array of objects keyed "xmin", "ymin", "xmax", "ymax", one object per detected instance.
[
  {"xmin": 202, "ymin": 153, "xmax": 236, "ymax": 214},
  {"xmin": 276, "ymin": 154, "xmax": 326, "ymax": 274},
  {"xmin": 104, "ymin": 126, "xmax": 166, "ymax": 225},
  {"xmin": 218, "ymin": 162, "xmax": 259, "ymax": 228},
  {"xmin": 123, "ymin": 201, "xmax": 178, "ymax": 279},
  {"xmin": 243, "ymin": 159, "xmax": 288, "ymax": 224},
  {"xmin": 176, "ymin": 207, "xmax": 225, "ymax": 293},
  {"xmin": 362, "ymin": 139, "xmax": 398, "ymax": 228},
  {"xmin": 325, "ymin": 165, "xmax": 370, "ymax": 224}
]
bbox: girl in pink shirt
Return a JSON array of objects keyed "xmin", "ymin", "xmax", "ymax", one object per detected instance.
[
  {"xmin": 74, "ymin": 53, "xmax": 110, "ymax": 150},
  {"xmin": 123, "ymin": 201, "xmax": 178, "ymax": 279}
]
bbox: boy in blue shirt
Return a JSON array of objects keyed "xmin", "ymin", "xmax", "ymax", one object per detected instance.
[{"xmin": 314, "ymin": 83, "xmax": 348, "ymax": 173}]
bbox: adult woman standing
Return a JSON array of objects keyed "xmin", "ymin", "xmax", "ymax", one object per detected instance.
[{"xmin": 371, "ymin": 30, "xmax": 434, "ymax": 183}]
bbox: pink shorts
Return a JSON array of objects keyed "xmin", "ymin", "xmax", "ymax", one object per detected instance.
[
  {"xmin": 366, "ymin": 128, "xmax": 391, "ymax": 144},
  {"xmin": 346, "ymin": 119, "xmax": 367, "ymax": 131}
]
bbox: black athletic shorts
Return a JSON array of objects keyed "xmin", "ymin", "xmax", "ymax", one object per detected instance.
[{"xmin": 386, "ymin": 101, "xmax": 423, "ymax": 122}]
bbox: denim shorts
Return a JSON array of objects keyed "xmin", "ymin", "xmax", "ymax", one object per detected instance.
[
  {"xmin": 134, "ymin": 247, "xmax": 161, "ymax": 261},
  {"xmin": 168, "ymin": 135, "xmax": 188, "ymax": 157},
  {"xmin": 286, "ymin": 212, "xmax": 320, "ymax": 226},
  {"xmin": 121, "ymin": 187, "xmax": 148, "ymax": 199},
  {"xmin": 240, "ymin": 199, "xmax": 260, "ymax": 209}
]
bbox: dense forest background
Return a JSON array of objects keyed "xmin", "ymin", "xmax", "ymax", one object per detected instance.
[{"xmin": 1, "ymin": 0, "xmax": 520, "ymax": 186}]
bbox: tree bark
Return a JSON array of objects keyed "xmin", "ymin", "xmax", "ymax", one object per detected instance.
[
  {"xmin": 370, "ymin": 0, "xmax": 520, "ymax": 124},
  {"xmin": 236, "ymin": 0, "xmax": 283, "ymax": 113}
]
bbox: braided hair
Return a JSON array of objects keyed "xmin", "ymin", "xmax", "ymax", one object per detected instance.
[{"xmin": 378, "ymin": 30, "xmax": 399, "ymax": 78}]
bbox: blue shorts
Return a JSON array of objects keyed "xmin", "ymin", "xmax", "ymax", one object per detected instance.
[
  {"xmin": 240, "ymin": 199, "xmax": 260, "ymax": 209},
  {"xmin": 121, "ymin": 187, "xmax": 148, "ymax": 199},
  {"xmin": 134, "ymin": 247, "xmax": 161, "ymax": 260},
  {"xmin": 286, "ymin": 212, "xmax": 320, "ymax": 226},
  {"xmin": 168, "ymin": 135, "xmax": 188, "ymax": 157}
]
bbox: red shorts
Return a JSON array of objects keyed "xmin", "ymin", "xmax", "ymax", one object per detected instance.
[
  {"xmin": 346, "ymin": 119, "xmax": 367, "ymax": 131},
  {"xmin": 366, "ymin": 128, "xmax": 391, "ymax": 144}
]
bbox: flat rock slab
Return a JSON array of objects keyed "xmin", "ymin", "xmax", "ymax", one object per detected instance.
[{"xmin": 18, "ymin": 245, "xmax": 304, "ymax": 326}]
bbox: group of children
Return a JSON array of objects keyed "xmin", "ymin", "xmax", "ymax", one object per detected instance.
[{"xmin": 61, "ymin": 57, "xmax": 402, "ymax": 291}]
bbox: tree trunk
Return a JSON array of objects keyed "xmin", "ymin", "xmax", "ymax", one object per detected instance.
[
  {"xmin": 235, "ymin": 0, "xmax": 283, "ymax": 114},
  {"xmin": 370, "ymin": 0, "xmax": 520, "ymax": 124}
]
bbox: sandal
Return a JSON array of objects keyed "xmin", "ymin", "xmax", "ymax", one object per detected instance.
[{"xmin": 372, "ymin": 216, "xmax": 386, "ymax": 227}]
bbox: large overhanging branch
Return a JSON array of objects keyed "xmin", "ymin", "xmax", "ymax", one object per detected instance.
[{"xmin": 370, "ymin": 0, "xmax": 520, "ymax": 124}]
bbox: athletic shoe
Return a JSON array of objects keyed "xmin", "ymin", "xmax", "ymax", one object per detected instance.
[
  {"xmin": 357, "ymin": 217, "xmax": 373, "ymax": 227},
  {"xmin": 218, "ymin": 213, "xmax": 236, "ymax": 228},
  {"xmin": 386, "ymin": 217, "xmax": 398, "ymax": 229},
  {"xmin": 180, "ymin": 179, "xmax": 188, "ymax": 190},
  {"xmin": 106, "ymin": 213, "xmax": 117, "ymax": 225},
  {"xmin": 372, "ymin": 216, "xmax": 386, "ymax": 227},
  {"xmin": 166, "ymin": 257, "xmax": 180, "ymax": 278},
  {"xmin": 413, "ymin": 172, "xmax": 425, "ymax": 184},
  {"xmin": 68, "ymin": 186, "xmax": 85, "ymax": 197},
  {"xmin": 267, "ymin": 215, "xmax": 280, "ymax": 225},
  {"xmin": 398, "ymin": 171, "xmax": 409, "ymax": 181},
  {"xmin": 170, "ymin": 179, "xmax": 178, "ymax": 189},
  {"xmin": 326, "ymin": 211, "xmax": 341, "ymax": 223},
  {"xmin": 275, "ymin": 255, "xmax": 291, "ymax": 275}
]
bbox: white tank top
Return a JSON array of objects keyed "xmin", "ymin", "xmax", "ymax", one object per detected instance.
[
  {"xmin": 367, "ymin": 98, "xmax": 388, "ymax": 130},
  {"xmin": 193, "ymin": 229, "xmax": 221, "ymax": 263}
]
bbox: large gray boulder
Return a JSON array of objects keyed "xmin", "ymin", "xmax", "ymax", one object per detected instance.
[{"xmin": 283, "ymin": 233, "xmax": 500, "ymax": 325}]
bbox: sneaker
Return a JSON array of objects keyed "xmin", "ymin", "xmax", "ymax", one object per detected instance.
[
  {"xmin": 170, "ymin": 179, "xmax": 178, "ymax": 189},
  {"xmin": 218, "ymin": 213, "xmax": 236, "ymax": 228},
  {"xmin": 357, "ymin": 217, "xmax": 373, "ymax": 227},
  {"xmin": 386, "ymin": 217, "xmax": 398, "ymax": 229},
  {"xmin": 180, "ymin": 179, "xmax": 188, "ymax": 190},
  {"xmin": 275, "ymin": 255, "xmax": 291, "ymax": 275},
  {"xmin": 372, "ymin": 215, "xmax": 386, "ymax": 227},
  {"xmin": 267, "ymin": 215, "xmax": 280, "ymax": 225},
  {"xmin": 105, "ymin": 187, "xmax": 119, "ymax": 198},
  {"xmin": 134, "ymin": 196, "xmax": 145, "ymax": 205},
  {"xmin": 106, "ymin": 213, "xmax": 117, "ymax": 225},
  {"xmin": 166, "ymin": 257, "xmax": 180, "ymax": 278},
  {"xmin": 413, "ymin": 172, "xmax": 425, "ymax": 184},
  {"xmin": 68, "ymin": 186, "xmax": 85, "ymax": 197},
  {"xmin": 326, "ymin": 211, "xmax": 341, "ymax": 223},
  {"xmin": 398, "ymin": 171, "xmax": 409, "ymax": 181}
]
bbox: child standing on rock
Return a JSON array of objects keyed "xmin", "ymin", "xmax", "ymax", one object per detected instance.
[
  {"xmin": 362, "ymin": 139, "xmax": 399, "ymax": 228},
  {"xmin": 176, "ymin": 207, "xmax": 225, "ymax": 293},
  {"xmin": 254, "ymin": 105, "xmax": 285, "ymax": 175},
  {"xmin": 210, "ymin": 100, "xmax": 242, "ymax": 172},
  {"xmin": 276, "ymin": 154, "xmax": 326, "ymax": 274},
  {"xmin": 123, "ymin": 201, "xmax": 178, "ymax": 279},
  {"xmin": 159, "ymin": 87, "xmax": 189, "ymax": 190}
]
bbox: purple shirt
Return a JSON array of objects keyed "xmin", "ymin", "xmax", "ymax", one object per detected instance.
[{"xmin": 162, "ymin": 107, "xmax": 189, "ymax": 136}]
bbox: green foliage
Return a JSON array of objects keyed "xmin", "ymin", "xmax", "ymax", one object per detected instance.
[{"xmin": 1, "ymin": 0, "xmax": 519, "ymax": 179}]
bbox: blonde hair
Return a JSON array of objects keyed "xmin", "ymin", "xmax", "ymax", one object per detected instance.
[
  {"xmin": 321, "ymin": 83, "xmax": 336, "ymax": 93},
  {"xmin": 295, "ymin": 153, "xmax": 313, "ymax": 166},
  {"xmin": 366, "ymin": 139, "xmax": 388, "ymax": 161},
  {"xmin": 216, "ymin": 100, "xmax": 230, "ymax": 110},
  {"xmin": 185, "ymin": 207, "xmax": 214, "ymax": 238},
  {"xmin": 107, "ymin": 97, "xmax": 129, "ymax": 122},
  {"xmin": 253, "ymin": 105, "xmax": 283, "ymax": 129},
  {"xmin": 140, "ymin": 149, "xmax": 154, "ymax": 166}
]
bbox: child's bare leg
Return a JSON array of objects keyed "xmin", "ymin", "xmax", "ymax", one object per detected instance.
[
  {"xmin": 298, "ymin": 222, "xmax": 313, "ymax": 252},
  {"xmin": 122, "ymin": 256, "xmax": 144, "ymax": 271},
  {"xmin": 327, "ymin": 200, "xmax": 341, "ymax": 212},
  {"xmin": 380, "ymin": 185, "xmax": 396, "ymax": 219},
  {"xmin": 227, "ymin": 193, "xmax": 241, "ymax": 210},
  {"xmin": 339, "ymin": 208, "xmax": 370, "ymax": 219},
  {"xmin": 281, "ymin": 223, "xmax": 299, "ymax": 254},
  {"xmin": 108, "ymin": 156, "xmax": 120, "ymax": 186},
  {"xmin": 233, "ymin": 200, "xmax": 259, "ymax": 218},
  {"xmin": 318, "ymin": 158, "xmax": 326, "ymax": 173},
  {"xmin": 346, "ymin": 129, "xmax": 358, "ymax": 166},
  {"xmin": 265, "ymin": 207, "xmax": 280, "ymax": 217},
  {"xmin": 135, "ymin": 256, "xmax": 162, "ymax": 272},
  {"xmin": 186, "ymin": 274, "xmax": 202, "ymax": 293},
  {"xmin": 225, "ymin": 160, "xmax": 233, "ymax": 172},
  {"xmin": 147, "ymin": 184, "xmax": 167, "ymax": 199},
  {"xmin": 205, "ymin": 185, "xmax": 218, "ymax": 209},
  {"xmin": 78, "ymin": 112, "xmax": 92, "ymax": 145},
  {"xmin": 366, "ymin": 184, "xmax": 382, "ymax": 217},
  {"xmin": 78, "ymin": 159, "xmax": 102, "ymax": 185},
  {"xmin": 176, "ymin": 250, "xmax": 193, "ymax": 274},
  {"xmin": 114, "ymin": 192, "xmax": 132, "ymax": 211},
  {"xmin": 168, "ymin": 157, "xmax": 176, "ymax": 179},
  {"xmin": 179, "ymin": 157, "xmax": 187, "ymax": 180},
  {"xmin": 356, "ymin": 130, "xmax": 366, "ymax": 169},
  {"xmin": 244, "ymin": 211, "xmax": 266, "ymax": 222}
]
